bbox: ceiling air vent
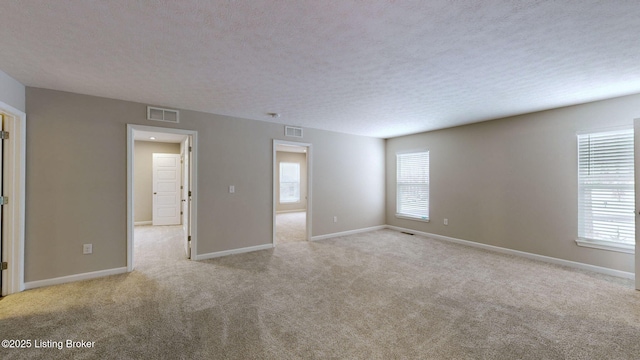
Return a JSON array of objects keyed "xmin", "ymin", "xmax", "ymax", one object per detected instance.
[
  {"xmin": 147, "ymin": 106, "xmax": 179, "ymax": 123},
  {"xmin": 285, "ymin": 126, "xmax": 303, "ymax": 138}
]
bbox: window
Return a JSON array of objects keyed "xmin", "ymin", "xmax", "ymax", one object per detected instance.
[
  {"xmin": 396, "ymin": 151, "xmax": 429, "ymax": 221},
  {"xmin": 577, "ymin": 128, "xmax": 634, "ymax": 253},
  {"xmin": 280, "ymin": 162, "xmax": 300, "ymax": 203}
]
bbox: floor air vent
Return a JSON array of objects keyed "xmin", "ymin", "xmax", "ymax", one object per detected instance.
[
  {"xmin": 147, "ymin": 106, "xmax": 180, "ymax": 123},
  {"xmin": 285, "ymin": 126, "xmax": 303, "ymax": 138}
]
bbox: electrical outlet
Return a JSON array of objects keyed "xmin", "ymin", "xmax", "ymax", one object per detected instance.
[
  {"xmin": 83, "ymin": 244, "xmax": 93, "ymax": 255},
  {"xmin": 444, "ymin": 218, "xmax": 448, "ymax": 226},
  {"xmin": 333, "ymin": 216, "xmax": 338, "ymax": 223}
]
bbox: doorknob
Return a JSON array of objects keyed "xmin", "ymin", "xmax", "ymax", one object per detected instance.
[{"xmin": 154, "ymin": 192, "xmax": 157, "ymax": 195}]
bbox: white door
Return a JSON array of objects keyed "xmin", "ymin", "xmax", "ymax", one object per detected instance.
[
  {"xmin": 635, "ymin": 118, "xmax": 640, "ymax": 290},
  {"xmin": 180, "ymin": 137, "xmax": 191, "ymax": 258},
  {"xmin": 152, "ymin": 153, "xmax": 181, "ymax": 226}
]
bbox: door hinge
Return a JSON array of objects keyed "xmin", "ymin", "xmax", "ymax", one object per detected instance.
[
  {"xmin": 189, "ymin": 146, "xmax": 192, "ymax": 152},
  {"xmin": 0, "ymin": 196, "xmax": 8, "ymax": 206},
  {"xmin": 1, "ymin": 262, "xmax": 7, "ymax": 270},
  {"xmin": 180, "ymin": 211, "xmax": 183, "ymax": 215},
  {"xmin": 188, "ymin": 191, "xmax": 192, "ymax": 197},
  {"xmin": 0, "ymin": 131, "xmax": 8, "ymax": 140}
]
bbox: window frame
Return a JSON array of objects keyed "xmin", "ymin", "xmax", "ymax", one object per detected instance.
[
  {"xmin": 279, "ymin": 162, "xmax": 301, "ymax": 204},
  {"xmin": 396, "ymin": 150, "xmax": 430, "ymax": 222},
  {"xmin": 576, "ymin": 127, "xmax": 635, "ymax": 254}
]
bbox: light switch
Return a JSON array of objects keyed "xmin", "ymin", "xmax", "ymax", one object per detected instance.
[{"xmin": 229, "ymin": 185, "xmax": 235, "ymax": 193}]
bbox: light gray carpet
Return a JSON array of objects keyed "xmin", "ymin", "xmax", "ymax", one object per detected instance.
[
  {"xmin": 1, "ymin": 227, "xmax": 639, "ymax": 359},
  {"xmin": 276, "ymin": 211, "xmax": 306, "ymax": 244}
]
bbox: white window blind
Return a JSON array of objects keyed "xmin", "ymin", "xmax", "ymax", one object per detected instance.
[
  {"xmin": 577, "ymin": 129, "xmax": 634, "ymax": 247},
  {"xmin": 396, "ymin": 151, "xmax": 429, "ymax": 220},
  {"xmin": 280, "ymin": 162, "xmax": 300, "ymax": 203}
]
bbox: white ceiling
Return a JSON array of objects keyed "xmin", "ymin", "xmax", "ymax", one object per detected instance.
[{"xmin": 1, "ymin": 1, "xmax": 640, "ymax": 139}]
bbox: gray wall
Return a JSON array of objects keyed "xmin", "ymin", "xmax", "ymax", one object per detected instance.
[
  {"xmin": 134, "ymin": 141, "xmax": 181, "ymax": 223},
  {"xmin": 276, "ymin": 151, "xmax": 307, "ymax": 212},
  {"xmin": 25, "ymin": 87, "xmax": 386, "ymax": 282},
  {"xmin": 386, "ymin": 93, "xmax": 640, "ymax": 273},
  {"xmin": 0, "ymin": 69, "xmax": 25, "ymax": 112}
]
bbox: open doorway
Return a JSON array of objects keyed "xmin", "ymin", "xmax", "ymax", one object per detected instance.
[
  {"xmin": 273, "ymin": 140, "xmax": 312, "ymax": 245},
  {"xmin": 127, "ymin": 125, "xmax": 197, "ymax": 271}
]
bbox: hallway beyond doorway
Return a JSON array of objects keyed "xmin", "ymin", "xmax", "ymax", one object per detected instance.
[
  {"xmin": 275, "ymin": 211, "xmax": 306, "ymax": 244},
  {"xmin": 134, "ymin": 225, "xmax": 186, "ymax": 269}
]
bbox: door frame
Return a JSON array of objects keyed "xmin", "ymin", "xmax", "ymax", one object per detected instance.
[
  {"xmin": 180, "ymin": 137, "xmax": 192, "ymax": 258},
  {"xmin": 273, "ymin": 139, "xmax": 312, "ymax": 245},
  {"xmin": 0, "ymin": 101, "xmax": 26, "ymax": 296},
  {"xmin": 127, "ymin": 124, "xmax": 198, "ymax": 271}
]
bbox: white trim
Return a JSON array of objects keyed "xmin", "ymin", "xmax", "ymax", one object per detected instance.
[
  {"xmin": 1, "ymin": 101, "xmax": 26, "ymax": 296},
  {"xmin": 194, "ymin": 244, "xmax": 274, "ymax": 261},
  {"xmin": 575, "ymin": 238, "xmax": 634, "ymax": 254},
  {"xmin": 395, "ymin": 214, "xmax": 430, "ymax": 222},
  {"xmin": 576, "ymin": 124, "xmax": 632, "ymax": 136},
  {"xmin": 387, "ymin": 226, "xmax": 635, "ymax": 280},
  {"xmin": 273, "ymin": 140, "xmax": 312, "ymax": 246},
  {"xmin": 311, "ymin": 225, "xmax": 387, "ymax": 241},
  {"xmin": 127, "ymin": 124, "xmax": 198, "ymax": 271},
  {"xmin": 24, "ymin": 267, "xmax": 128, "ymax": 290},
  {"xmin": 134, "ymin": 221, "xmax": 153, "ymax": 226},
  {"xmin": 395, "ymin": 148, "xmax": 430, "ymax": 155}
]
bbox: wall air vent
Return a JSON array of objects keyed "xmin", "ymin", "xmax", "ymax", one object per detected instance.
[
  {"xmin": 285, "ymin": 126, "xmax": 303, "ymax": 138},
  {"xmin": 147, "ymin": 106, "xmax": 179, "ymax": 123}
]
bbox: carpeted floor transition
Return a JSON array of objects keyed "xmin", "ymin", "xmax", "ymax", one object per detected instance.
[
  {"xmin": 276, "ymin": 211, "xmax": 306, "ymax": 244},
  {"xmin": 1, "ymin": 226, "xmax": 639, "ymax": 359}
]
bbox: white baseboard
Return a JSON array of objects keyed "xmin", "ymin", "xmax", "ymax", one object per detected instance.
[
  {"xmin": 195, "ymin": 243, "xmax": 274, "ymax": 261},
  {"xmin": 20, "ymin": 226, "xmax": 632, "ymax": 292},
  {"xmin": 24, "ymin": 267, "xmax": 128, "ymax": 290},
  {"xmin": 134, "ymin": 221, "xmax": 152, "ymax": 226},
  {"xmin": 311, "ymin": 225, "xmax": 387, "ymax": 241},
  {"xmin": 387, "ymin": 226, "xmax": 635, "ymax": 280}
]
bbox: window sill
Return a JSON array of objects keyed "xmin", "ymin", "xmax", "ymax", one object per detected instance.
[
  {"xmin": 395, "ymin": 214, "xmax": 430, "ymax": 223},
  {"xmin": 575, "ymin": 238, "xmax": 634, "ymax": 254}
]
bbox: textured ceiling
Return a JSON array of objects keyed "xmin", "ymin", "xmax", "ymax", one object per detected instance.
[{"xmin": 1, "ymin": 1, "xmax": 640, "ymax": 138}]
